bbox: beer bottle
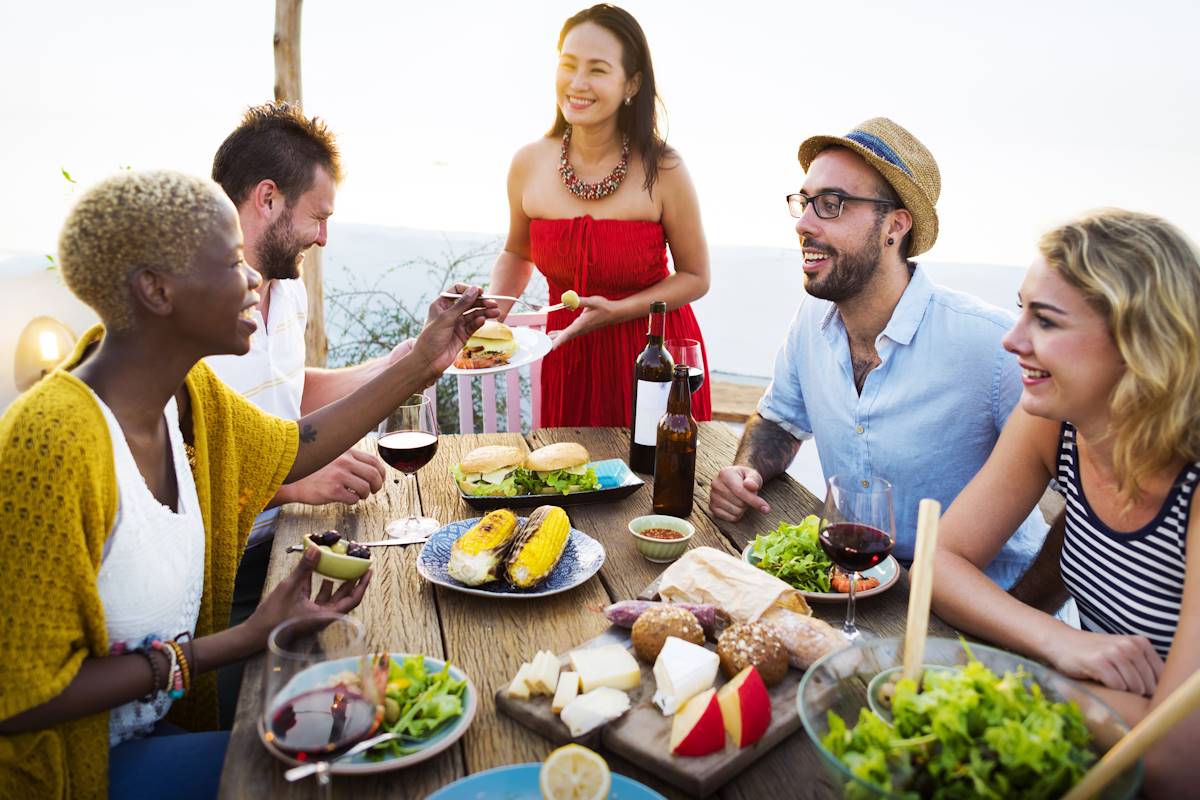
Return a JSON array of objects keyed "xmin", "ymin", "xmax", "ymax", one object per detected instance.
[
  {"xmin": 629, "ymin": 301, "xmax": 674, "ymax": 473},
  {"xmin": 652, "ymin": 364, "xmax": 698, "ymax": 517}
]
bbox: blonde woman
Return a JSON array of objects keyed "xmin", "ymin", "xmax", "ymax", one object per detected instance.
[{"xmin": 931, "ymin": 209, "xmax": 1200, "ymax": 796}]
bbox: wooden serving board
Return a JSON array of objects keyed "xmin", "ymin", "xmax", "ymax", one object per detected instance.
[{"xmin": 494, "ymin": 626, "xmax": 805, "ymax": 797}]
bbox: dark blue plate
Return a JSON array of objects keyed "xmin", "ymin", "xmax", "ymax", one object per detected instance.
[
  {"xmin": 459, "ymin": 458, "xmax": 645, "ymax": 510},
  {"xmin": 416, "ymin": 517, "xmax": 605, "ymax": 599}
]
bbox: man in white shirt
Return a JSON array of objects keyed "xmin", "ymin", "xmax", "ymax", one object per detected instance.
[{"xmin": 207, "ymin": 103, "xmax": 416, "ymax": 723}]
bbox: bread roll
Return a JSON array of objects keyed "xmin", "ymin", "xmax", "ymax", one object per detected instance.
[
  {"xmin": 459, "ymin": 445, "xmax": 525, "ymax": 475},
  {"xmin": 524, "ymin": 442, "xmax": 589, "ymax": 472},
  {"xmin": 716, "ymin": 622, "xmax": 789, "ymax": 686},
  {"xmin": 630, "ymin": 605, "xmax": 705, "ymax": 663},
  {"xmin": 758, "ymin": 606, "xmax": 846, "ymax": 669}
]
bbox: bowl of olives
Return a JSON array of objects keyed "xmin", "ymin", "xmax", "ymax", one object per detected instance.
[{"xmin": 304, "ymin": 530, "xmax": 372, "ymax": 580}]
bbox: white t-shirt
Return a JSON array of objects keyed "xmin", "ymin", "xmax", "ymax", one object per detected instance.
[{"xmin": 206, "ymin": 278, "xmax": 308, "ymax": 543}]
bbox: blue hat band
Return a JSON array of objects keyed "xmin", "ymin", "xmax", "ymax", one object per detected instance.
[{"xmin": 845, "ymin": 130, "xmax": 913, "ymax": 177}]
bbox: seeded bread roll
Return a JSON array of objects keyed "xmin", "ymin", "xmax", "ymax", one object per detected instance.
[
  {"xmin": 630, "ymin": 605, "xmax": 705, "ymax": 663},
  {"xmin": 716, "ymin": 622, "xmax": 789, "ymax": 686}
]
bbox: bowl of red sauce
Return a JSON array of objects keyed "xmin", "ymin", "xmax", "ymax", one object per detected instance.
[{"xmin": 628, "ymin": 514, "xmax": 695, "ymax": 562}]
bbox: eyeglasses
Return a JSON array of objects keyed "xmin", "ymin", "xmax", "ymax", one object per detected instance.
[{"xmin": 786, "ymin": 192, "xmax": 898, "ymax": 220}]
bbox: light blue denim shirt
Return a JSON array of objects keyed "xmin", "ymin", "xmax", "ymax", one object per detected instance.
[{"xmin": 758, "ymin": 265, "xmax": 1047, "ymax": 588}]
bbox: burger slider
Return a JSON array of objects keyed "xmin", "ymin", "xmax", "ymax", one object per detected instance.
[
  {"xmin": 524, "ymin": 442, "xmax": 601, "ymax": 495},
  {"xmin": 454, "ymin": 320, "xmax": 517, "ymax": 369},
  {"xmin": 452, "ymin": 445, "xmax": 527, "ymax": 497}
]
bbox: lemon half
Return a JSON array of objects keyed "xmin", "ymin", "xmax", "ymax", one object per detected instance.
[{"xmin": 539, "ymin": 743, "xmax": 611, "ymax": 800}]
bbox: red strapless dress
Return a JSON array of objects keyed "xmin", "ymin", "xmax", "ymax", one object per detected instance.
[{"xmin": 529, "ymin": 216, "xmax": 712, "ymax": 428}]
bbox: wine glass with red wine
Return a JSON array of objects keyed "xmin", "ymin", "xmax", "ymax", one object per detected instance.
[
  {"xmin": 262, "ymin": 614, "xmax": 378, "ymax": 798},
  {"xmin": 377, "ymin": 393, "xmax": 440, "ymax": 541},
  {"xmin": 665, "ymin": 338, "xmax": 705, "ymax": 394},
  {"xmin": 818, "ymin": 476, "xmax": 895, "ymax": 641}
]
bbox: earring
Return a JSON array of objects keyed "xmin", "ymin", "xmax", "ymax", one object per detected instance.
[
  {"xmin": 624, "ymin": 96, "xmax": 633, "ymax": 106},
  {"xmin": 887, "ymin": 237, "xmax": 895, "ymax": 246}
]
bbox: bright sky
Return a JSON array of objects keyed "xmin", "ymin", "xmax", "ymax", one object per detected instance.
[{"xmin": 3, "ymin": 0, "xmax": 1198, "ymax": 267}]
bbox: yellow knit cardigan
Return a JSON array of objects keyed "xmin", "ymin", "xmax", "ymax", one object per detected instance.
[{"xmin": 0, "ymin": 326, "xmax": 299, "ymax": 799}]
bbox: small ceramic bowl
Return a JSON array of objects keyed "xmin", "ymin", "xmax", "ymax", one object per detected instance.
[
  {"xmin": 303, "ymin": 536, "xmax": 372, "ymax": 580},
  {"xmin": 628, "ymin": 515, "xmax": 695, "ymax": 562}
]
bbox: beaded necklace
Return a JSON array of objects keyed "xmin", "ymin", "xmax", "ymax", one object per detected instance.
[{"xmin": 559, "ymin": 127, "xmax": 630, "ymax": 201}]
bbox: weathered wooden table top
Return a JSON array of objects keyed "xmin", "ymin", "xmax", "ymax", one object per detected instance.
[{"xmin": 218, "ymin": 423, "xmax": 954, "ymax": 799}]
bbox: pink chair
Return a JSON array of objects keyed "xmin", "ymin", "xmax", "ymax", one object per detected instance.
[{"xmin": 452, "ymin": 311, "xmax": 546, "ymax": 433}]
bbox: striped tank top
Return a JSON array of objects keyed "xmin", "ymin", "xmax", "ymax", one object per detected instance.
[{"xmin": 1057, "ymin": 422, "xmax": 1194, "ymax": 659}]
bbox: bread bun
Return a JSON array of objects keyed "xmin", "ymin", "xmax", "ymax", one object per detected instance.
[
  {"xmin": 459, "ymin": 445, "xmax": 525, "ymax": 475},
  {"xmin": 631, "ymin": 605, "xmax": 705, "ymax": 663},
  {"xmin": 525, "ymin": 442, "xmax": 589, "ymax": 472},
  {"xmin": 473, "ymin": 319, "xmax": 513, "ymax": 341},
  {"xmin": 716, "ymin": 622, "xmax": 789, "ymax": 686}
]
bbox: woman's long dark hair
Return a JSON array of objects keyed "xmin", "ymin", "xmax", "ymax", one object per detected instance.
[{"xmin": 548, "ymin": 4, "xmax": 670, "ymax": 193}]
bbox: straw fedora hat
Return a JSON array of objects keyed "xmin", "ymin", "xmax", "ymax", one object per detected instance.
[{"xmin": 797, "ymin": 117, "xmax": 941, "ymax": 257}]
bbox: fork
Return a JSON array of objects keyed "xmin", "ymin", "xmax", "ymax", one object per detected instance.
[
  {"xmin": 439, "ymin": 291, "xmax": 570, "ymax": 315},
  {"xmin": 284, "ymin": 730, "xmax": 426, "ymax": 781}
]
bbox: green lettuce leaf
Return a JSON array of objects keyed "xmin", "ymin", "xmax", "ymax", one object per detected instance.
[{"xmin": 750, "ymin": 515, "xmax": 832, "ymax": 592}]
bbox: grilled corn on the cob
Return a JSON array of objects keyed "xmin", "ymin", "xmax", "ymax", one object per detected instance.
[
  {"xmin": 447, "ymin": 509, "xmax": 520, "ymax": 585},
  {"xmin": 505, "ymin": 506, "xmax": 571, "ymax": 588}
]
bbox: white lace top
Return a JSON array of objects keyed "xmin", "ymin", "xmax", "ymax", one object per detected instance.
[{"xmin": 93, "ymin": 394, "xmax": 205, "ymax": 747}]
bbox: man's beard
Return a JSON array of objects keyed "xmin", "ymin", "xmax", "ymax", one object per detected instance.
[
  {"xmin": 254, "ymin": 213, "xmax": 305, "ymax": 281},
  {"xmin": 803, "ymin": 220, "xmax": 885, "ymax": 303}
]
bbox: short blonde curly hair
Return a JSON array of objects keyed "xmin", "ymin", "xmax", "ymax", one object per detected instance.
[
  {"xmin": 1040, "ymin": 208, "xmax": 1200, "ymax": 506},
  {"xmin": 57, "ymin": 170, "xmax": 230, "ymax": 331}
]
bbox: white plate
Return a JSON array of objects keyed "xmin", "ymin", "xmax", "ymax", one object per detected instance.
[
  {"xmin": 742, "ymin": 544, "xmax": 901, "ymax": 602},
  {"xmin": 259, "ymin": 653, "xmax": 476, "ymax": 776},
  {"xmin": 443, "ymin": 326, "xmax": 552, "ymax": 376}
]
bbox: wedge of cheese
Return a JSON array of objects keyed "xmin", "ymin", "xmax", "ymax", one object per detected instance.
[
  {"xmin": 551, "ymin": 671, "xmax": 580, "ymax": 713},
  {"xmin": 505, "ymin": 661, "xmax": 534, "ymax": 699},
  {"xmin": 527, "ymin": 650, "xmax": 561, "ymax": 695},
  {"xmin": 568, "ymin": 644, "xmax": 641, "ymax": 692},
  {"xmin": 652, "ymin": 636, "xmax": 719, "ymax": 716},
  {"xmin": 559, "ymin": 687, "xmax": 630, "ymax": 737}
]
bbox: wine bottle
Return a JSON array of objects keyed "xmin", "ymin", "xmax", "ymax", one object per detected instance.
[
  {"xmin": 652, "ymin": 364, "xmax": 698, "ymax": 517},
  {"xmin": 629, "ymin": 301, "xmax": 674, "ymax": 473}
]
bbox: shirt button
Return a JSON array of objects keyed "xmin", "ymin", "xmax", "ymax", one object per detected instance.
[
  {"xmin": 855, "ymin": 425, "xmax": 865, "ymax": 434},
  {"xmin": 861, "ymin": 479, "xmax": 870, "ymax": 488}
]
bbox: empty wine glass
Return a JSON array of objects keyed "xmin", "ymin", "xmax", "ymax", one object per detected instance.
[
  {"xmin": 818, "ymin": 476, "xmax": 896, "ymax": 641},
  {"xmin": 377, "ymin": 394, "xmax": 440, "ymax": 541},
  {"xmin": 262, "ymin": 614, "xmax": 379, "ymax": 798},
  {"xmin": 665, "ymin": 338, "xmax": 705, "ymax": 394}
]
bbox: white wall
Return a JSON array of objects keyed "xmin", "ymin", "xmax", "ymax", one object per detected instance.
[{"xmin": 0, "ymin": 254, "xmax": 98, "ymax": 409}]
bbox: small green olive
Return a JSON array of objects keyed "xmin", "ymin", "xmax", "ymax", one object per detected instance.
[
  {"xmin": 561, "ymin": 290, "xmax": 580, "ymax": 310},
  {"xmin": 384, "ymin": 697, "xmax": 401, "ymax": 725}
]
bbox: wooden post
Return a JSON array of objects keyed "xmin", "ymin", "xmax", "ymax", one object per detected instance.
[{"xmin": 273, "ymin": 0, "xmax": 328, "ymax": 367}]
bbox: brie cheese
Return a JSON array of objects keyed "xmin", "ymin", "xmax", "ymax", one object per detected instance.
[
  {"xmin": 559, "ymin": 687, "xmax": 630, "ymax": 737},
  {"xmin": 652, "ymin": 637, "xmax": 719, "ymax": 716}
]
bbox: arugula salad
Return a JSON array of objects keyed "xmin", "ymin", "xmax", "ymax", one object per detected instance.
[
  {"xmin": 822, "ymin": 650, "xmax": 1097, "ymax": 799},
  {"xmin": 750, "ymin": 515, "xmax": 834, "ymax": 592},
  {"xmin": 369, "ymin": 655, "xmax": 468, "ymax": 759}
]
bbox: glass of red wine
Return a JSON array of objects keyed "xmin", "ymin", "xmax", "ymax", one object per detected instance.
[
  {"xmin": 377, "ymin": 393, "xmax": 440, "ymax": 541},
  {"xmin": 665, "ymin": 338, "xmax": 705, "ymax": 394},
  {"xmin": 262, "ymin": 614, "xmax": 378, "ymax": 797},
  {"xmin": 818, "ymin": 475, "xmax": 895, "ymax": 641}
]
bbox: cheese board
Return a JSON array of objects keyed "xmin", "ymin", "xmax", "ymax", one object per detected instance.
[{"xmin": 494, "ymin": 626, "xmax": 805, "ymax": 797}]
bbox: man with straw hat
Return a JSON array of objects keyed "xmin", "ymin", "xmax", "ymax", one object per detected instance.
[{"xmin": 710, "ymin": 117, "xmax": 1047, "ymax": 587}]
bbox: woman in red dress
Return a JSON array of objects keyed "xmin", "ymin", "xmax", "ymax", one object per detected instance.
[{"xmin": 488, "ymin": 3, "xmax": 712, "ymax": 427}]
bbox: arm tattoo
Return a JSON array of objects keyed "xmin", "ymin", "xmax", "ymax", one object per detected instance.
[
  {"xmin": 299, "ymin": 424, "xmax": 318, "ymax": 444},
  {"xmin": 735, "ymin": 414, "xmax": 801, "ymax": 482}
]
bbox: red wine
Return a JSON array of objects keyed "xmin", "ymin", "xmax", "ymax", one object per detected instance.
[
  {"xmin": 378, "ymin": 431, "xmax": 438, "ymax": 474},
  {"xmin": 819, "ymin": 523, "xmax": 893, "ymax": 573},
  {"xmin": 686, "ymin": 366, "xmax": 705, "ymax": 394},
  {"xmin": 269, "ymin": 687, "xmax": 379, "ymax": 760}
]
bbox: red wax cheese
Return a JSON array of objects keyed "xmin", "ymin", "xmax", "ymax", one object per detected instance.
[
  {"xmin": 669, "ymin": 688, "xmax": 725, "ymax": 757},
  {"xmin": 716, "ymin": 665, "xmax": 771, "ymax": 748}
]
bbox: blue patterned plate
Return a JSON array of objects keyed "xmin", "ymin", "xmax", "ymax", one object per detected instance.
[
  {"xmin": 460, "ymin": 458, "xmax": 645, "ymax": 511},
  {"xmin": 417, "ymin": 517, "xmax": 606, "ymax": 599},
  {"xmin": 428, "ymin": 763, "xmax": 666, "ymax": 799}
]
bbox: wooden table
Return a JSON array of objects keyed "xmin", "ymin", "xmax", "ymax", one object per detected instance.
[{"xmin": 219, "ymin": 423, "xmax": 954, "ymax": 799}]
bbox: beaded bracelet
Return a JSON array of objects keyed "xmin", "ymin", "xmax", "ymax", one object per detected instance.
[
  {"xmin": 151, "ymin": 639, "xmax": 185, "ymax": 699},
  {"xmin": 137, "ymin": 650, "xmax": 163, "ymax": 702},
  {"xmin": 166, "ymin": 640, "xmax": 191, "ymax": 696}
]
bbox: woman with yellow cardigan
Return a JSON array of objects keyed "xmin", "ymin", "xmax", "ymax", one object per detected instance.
[{"xmin": 0, "ymin": 170, "xmax": 497, "ymax": 799}]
